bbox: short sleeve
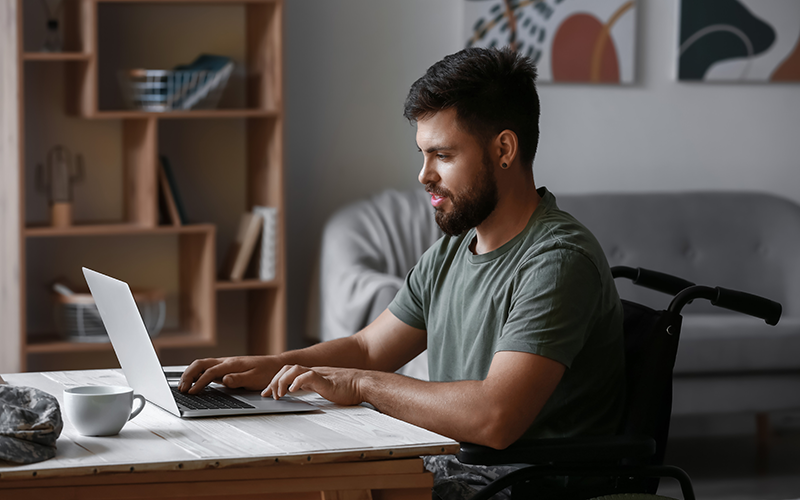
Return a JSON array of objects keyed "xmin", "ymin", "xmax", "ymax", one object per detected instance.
[
  {"xmin": 388, "ymin": 264, "xmax": 428, "ymax": 330},
  {"xmin": 495, "ymin": 248, "xmax": 601, "ymax": 368}
]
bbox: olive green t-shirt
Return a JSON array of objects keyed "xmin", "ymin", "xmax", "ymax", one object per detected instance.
[{"xmin": 389, "ymin": 187, "xmax": 625, "ymax": 440}]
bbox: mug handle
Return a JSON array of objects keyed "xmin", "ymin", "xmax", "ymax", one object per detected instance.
[{"xmin": 129, "ymin": 394, "xmax": 146, "ymax": 421}]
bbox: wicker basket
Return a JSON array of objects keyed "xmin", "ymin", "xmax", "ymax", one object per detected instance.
[
  {"xmin": 53, "ymin": 289, "xmax": 166, "ymax": 342},
  {"xmin": 118, "ymin": 57, "xmax": 234, "ymax": 111}
]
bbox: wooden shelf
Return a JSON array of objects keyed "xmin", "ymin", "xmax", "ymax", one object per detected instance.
[
  {"xmin": 5, "ymin": 0, "xmax": 287, "ymax": 371},
  {"xmin": 216, "ymin": 279, "xmax": 280, "ymax": 291},
  {"xmin": 25, "ymin": 223, "xmax": 215, "ymax": 238},
  {"xmin": 26, "ymin": 331, "xmax": 216, "ymax": 354},
  {"xmin": 23, "ymin": 52, "xmax": 92, "ymax": 61},
  {"xmin": 85, "ymin": 109, "xmax": 279, "ymax": 120}
]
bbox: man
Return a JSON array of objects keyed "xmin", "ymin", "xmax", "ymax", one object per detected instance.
[{"xmin": 180, "ymin": 47, "xmax": 625, "ymax": 499}]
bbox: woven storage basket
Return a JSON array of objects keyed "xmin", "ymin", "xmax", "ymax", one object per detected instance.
[
  {"xmin": 118, "ymin": 58, "xmax": 233, "ymax": 111},
  {"xmin": 53, "ymin": 289, "xmax": 166, "ymax": 342}
]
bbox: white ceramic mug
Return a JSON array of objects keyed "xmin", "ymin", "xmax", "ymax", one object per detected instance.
[{"xmin": 64, "ymin": 385, "xmax": 146, "ymax": 436}]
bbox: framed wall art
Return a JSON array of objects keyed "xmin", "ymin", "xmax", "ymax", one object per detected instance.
[
  {"xmin": 678, "ymin": 0, "xmax": 800, "ymax": 82},
  {"xmin": 464, "ymin": 0, "xmax": 638, "ymax": 84}
]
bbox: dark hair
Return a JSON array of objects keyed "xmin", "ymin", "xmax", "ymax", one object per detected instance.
[{"xmin": 403, "ymin": 47, "xmax": 540, "ymax": 168}]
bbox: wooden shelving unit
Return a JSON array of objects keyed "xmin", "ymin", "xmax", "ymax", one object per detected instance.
[{"xmin": 3, "ymin": 0, "xmax": 286, "ymax": 372}]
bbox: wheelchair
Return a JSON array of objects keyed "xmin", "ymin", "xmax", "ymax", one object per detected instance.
[{"xmin": 459, "ymin": 266, "xmax": 783, "ymax": 500}]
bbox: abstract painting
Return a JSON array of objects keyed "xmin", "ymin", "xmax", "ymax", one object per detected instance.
[
  {"xmin": 678, "ymin": 0, "xmax": 800, "ymax": 82},
  {"xmin": 463, "ymin": 0, "xmax": 637, "ymax": 84}
]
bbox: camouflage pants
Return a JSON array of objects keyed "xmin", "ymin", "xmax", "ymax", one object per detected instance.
[{"xmin": 423, "ymin": 454, "xmax": 522, "ymax": 500}]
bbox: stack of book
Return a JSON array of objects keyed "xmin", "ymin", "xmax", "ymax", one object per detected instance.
[
  {"xmin": 156, "ymin": 155, "xmax": 277, "ymax": 282},
  {"xmin": 157, "ymin": 156, "xmax": 188, "ymax": 226},
  {"xmin": 221, "ymin": 206, "xmax": 278, "ymax": 282}
]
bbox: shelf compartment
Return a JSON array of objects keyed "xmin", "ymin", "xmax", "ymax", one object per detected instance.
[
  {"xmin": 25, "ymin": 226, "xmax": 217, "ymax": 354},
  {"xmin": 26, "ymin": 330, "xmax": 216, "ymax": 354},
  {"xmin": 21, "ymin": 0, "xmax": 86, "ymax": 54},
  {"xmin": 96, "ymin": 2, "xmax": 257, "ymax": 113}
]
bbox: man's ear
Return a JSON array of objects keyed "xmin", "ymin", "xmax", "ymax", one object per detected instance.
[{"xmin": 494, "ymin": 130, "xmax": 519, "ymax": 168}]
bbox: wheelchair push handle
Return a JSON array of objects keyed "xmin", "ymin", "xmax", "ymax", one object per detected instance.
[
  {"xmin": 611, "ymin": 266, "xmax": 696, "ymax": 296},
  {"xmin": 669, "ymin": 285, "xmax": 782, "ymax": 326},
  {"xmin": 612, "ymin": 266, "xmax": 782, "ymax": 325},
  {"xmin": 713, "ymin": 287, "xmax": 781, "ymax": 326}
]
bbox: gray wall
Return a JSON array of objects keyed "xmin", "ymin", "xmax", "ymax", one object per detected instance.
[
  {"xmin": 283, "ymin": 0, "xmax": 800, "ymax": 348},
  {"xmin": 283, "ymin": 0, "xmax": 463, "ymax": 345}
]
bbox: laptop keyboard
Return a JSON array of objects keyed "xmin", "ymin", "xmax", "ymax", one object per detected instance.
[{"xmin": 171, "ymin": 386, "xmax": 256, "ymax": 411}]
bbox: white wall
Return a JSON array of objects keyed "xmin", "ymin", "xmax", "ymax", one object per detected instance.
[
  {"xmin": 536, "ymin": 2, "xmax": 800, "ymax": 198},
  {"xmin": 283, "ymin": 0, "xmax": 463, "ymax": 346},
  {"xmin": 283, "ymin": 0, "xmax": 800, "ymax": 348}
]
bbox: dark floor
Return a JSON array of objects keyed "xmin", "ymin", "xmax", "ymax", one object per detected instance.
[{"xmin": 657, "ymin": 430, "xmax": 800, "ymax": 500}]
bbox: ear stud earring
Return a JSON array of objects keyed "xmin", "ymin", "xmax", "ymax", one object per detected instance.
[{"xmin": 501, "ymin": 163, "xmax": 509, "ymax": 169}]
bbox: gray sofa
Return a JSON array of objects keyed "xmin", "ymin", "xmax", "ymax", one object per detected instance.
[{"xmin": 318, "ymin": 189, "xmax": 800, "ymax": 422}]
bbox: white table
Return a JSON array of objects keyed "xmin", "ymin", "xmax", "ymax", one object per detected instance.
[{"xmin": 0, "ymin": 369, "xmax": 459, "ymax": 499}]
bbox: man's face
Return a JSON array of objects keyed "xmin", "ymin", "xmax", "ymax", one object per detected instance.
[{"xmin": 416, "ymin": 108, "xmax": 499, "ymax": 236}]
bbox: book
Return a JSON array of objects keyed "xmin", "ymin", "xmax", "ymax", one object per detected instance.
[
  {"xmin": 157, "ymin": 162, "xmax": 181, "ymax": 226},
  {"xmin": 159, "ymin": 156, "xmax": 188, "ymax": 224},
  {"xmin": 222, "ymin": 212, "xmax": 263, "ymax": 281},
  {"xmin": 253, "ymin": 206, "xmax": 278, "ymax": 281}
]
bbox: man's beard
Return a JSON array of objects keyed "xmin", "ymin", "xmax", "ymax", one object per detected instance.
[{"xmin": 427, "ymin": 153, "xmax": 499, "ymax": 237}]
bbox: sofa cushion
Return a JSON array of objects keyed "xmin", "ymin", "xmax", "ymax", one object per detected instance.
[
  {"xmin": 675, "ymin": 315, "xmax": 800, "ymax": 374},
  {"xmin": 558, "ymin": 191, "xmax": 800, "ymax": 318}
]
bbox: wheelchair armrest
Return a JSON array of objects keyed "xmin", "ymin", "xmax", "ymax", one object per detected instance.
[{"xmin": 458, "ymin": 435, "xmax": 656, "ymax": 466}]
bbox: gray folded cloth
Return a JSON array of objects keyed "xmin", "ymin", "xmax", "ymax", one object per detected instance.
[
  {"xmin": 0, "ymin": 386, "xmax": 63, "ymax": 464},
  {"xmin": 319, "ymin": 189, "xmax": 442, "ymax": 343}
]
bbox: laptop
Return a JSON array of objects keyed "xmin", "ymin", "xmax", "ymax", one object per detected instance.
[{"xmin": 82, "ymin": 267, "xmax": 315, "ymax": 417}]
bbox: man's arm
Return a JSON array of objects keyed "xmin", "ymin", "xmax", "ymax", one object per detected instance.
[
  {"xmin": 179, "ymin": 309, "xmax": 426, "ymax": 394},
  {"xmin": 265, "ymin": 312, "xmax": 566, "ymax": 450}
]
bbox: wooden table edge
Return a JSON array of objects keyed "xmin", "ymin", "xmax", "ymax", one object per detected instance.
[{"xmin": 0, "ymin": 444, "xmax": 461, "ymax": 483}]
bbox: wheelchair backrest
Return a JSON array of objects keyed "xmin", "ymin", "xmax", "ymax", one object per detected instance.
[{"xmin": 618, "ymin": 299, "xmax": 682, "ymax": 468}]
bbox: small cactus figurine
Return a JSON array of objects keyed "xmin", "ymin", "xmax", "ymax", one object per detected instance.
[
  {"xmin": 40, "ymin": 0, "xmax": 64, "ymax": 52},
  {"xmin": 36, "ymin": 145, "xmax": 84, "ymax": 227}
]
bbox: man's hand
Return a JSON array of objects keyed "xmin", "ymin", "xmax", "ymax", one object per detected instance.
[
  {"xmin": 178, "ymin": 310, "xmax": 425, "ymax": 396},
  {"xmin": 179, "ymin": 356, "xmax": 284, "ymax": 394},
  {"xmin": 263, "ymin": 365, "xmax": 366, "ymax": 407}
]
